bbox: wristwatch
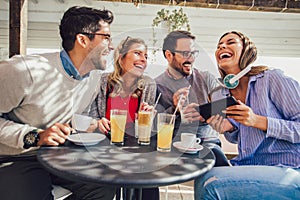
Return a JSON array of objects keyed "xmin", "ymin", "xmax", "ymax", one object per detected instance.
[{"xmin": 23, "ymin": 129, "xmax": 40, "ymax": 149}]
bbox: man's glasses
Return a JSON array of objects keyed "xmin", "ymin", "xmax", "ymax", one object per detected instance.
[
  {"xmin": 80, "ymin": 32, "xmax": 111, "ymax": 41},
  {"xmin": 173, "ymin": 50, "xmax": 199, "ymax": 58}
]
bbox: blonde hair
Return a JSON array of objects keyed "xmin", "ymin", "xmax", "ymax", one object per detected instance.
[
  {"xmin": 108, "ymin": 37, "xmax": 147, "ymax": 97},
  {"xmin": 218, "ymin": 31, "xmax": 269, "ymax": 79}
]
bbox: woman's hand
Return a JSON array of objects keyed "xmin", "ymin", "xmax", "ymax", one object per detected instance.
[
  {"xmin": 140, "ymin": 102, "xmax": 154, "ymax": 111},
  {"xmin": 97, "ymin": 117, "xmax": 110, "ymax": 134},
  {"xmin": 140, "ymin": 102, "xmax": 157, "ymax": 117},
  {"xmin": 224, "ymin": 100, "xmax": 267, "ymax": 131}
]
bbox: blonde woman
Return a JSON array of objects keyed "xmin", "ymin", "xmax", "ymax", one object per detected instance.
[
  {"xmin": 89, "ymin": 37, "xmax": 159, "ymax": 199},
  {"xmin": 89, "ymin": 37, "xmax": 156, "ymax": 135}
]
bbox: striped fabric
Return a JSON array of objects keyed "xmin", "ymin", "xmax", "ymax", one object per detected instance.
[{"xmin": 223, "ymin": 69, "xmax": 300, "ymax": 168}]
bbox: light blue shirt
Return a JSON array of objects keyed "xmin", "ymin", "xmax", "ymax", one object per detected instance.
[
  {"xmin": 219, "ymin": 69, "xmax": 300, "ymax": 168},
  {"xmin": 60, "ymin": 50, "xmax": 82, "ymax": 80}
]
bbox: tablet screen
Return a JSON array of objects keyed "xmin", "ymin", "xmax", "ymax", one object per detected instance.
[{"xmin": 199, "ymin": 96, "xmax": 238, "ymax": 120}]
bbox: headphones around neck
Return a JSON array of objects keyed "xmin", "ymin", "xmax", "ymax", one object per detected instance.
[{"xmin": 223, "ymin": 65, "xmax": 252, "ymax": 89}]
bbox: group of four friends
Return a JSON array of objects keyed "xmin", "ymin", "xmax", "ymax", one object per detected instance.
[{"xmin": 0, "ymin": 5, "xmax": 299, "ymax": 200}]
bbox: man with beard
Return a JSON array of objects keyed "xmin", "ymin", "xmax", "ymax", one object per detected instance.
[
  {"xmin": 0, "ymin": 6, "xmax": 115, "ymax": 200},
  {"xmin": 155, "ymin": 30, "xmax": 228, "ymax": 166}
]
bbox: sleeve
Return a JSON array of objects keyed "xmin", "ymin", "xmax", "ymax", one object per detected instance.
[
  {"xmin": 265, "ymin": 70, "xmax": 300, "ymax": 143},
  {"xmin": 0, "ymin": 57, "xmax": 36, "ymax": 149},
  {"xmin": 88, "ymin": 76, "xmax": 107, "ymax": 120},
  {"xmin": 87, "ymin": 96, "xmax": 101, "ymax": 119},
  {"xmin": 224, "ymin": 118, "xmax": 239, "ymax": 144},
  {"xmin": 203, "ymin": 71, "xmax": 221, "ymax": 95}
]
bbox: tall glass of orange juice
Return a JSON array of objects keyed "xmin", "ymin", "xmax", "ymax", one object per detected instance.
[
  {"xmin": 110, "ymin": 109, "xmax": 127, "ymax": 145},
  {"xmin": 157, "ymin": 113, "xmax": 175, "ymax": 152}
]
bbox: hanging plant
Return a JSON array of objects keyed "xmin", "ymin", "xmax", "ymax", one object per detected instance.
[
  {"xmin": 151, "ymin": 8, "xmax": 191, "ymax": 55},
  {"xmin": 152, "ymin": 8, "xmax": 191, "ymax": 32}
]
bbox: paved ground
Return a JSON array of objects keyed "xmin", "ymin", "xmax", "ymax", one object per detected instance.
[
  {"xmin": 159, "ymin": 183, "xmax": 194, "ymax": 200},
  {"xmin": 111, "ymin": 181, "xmax": 195, "ymax": 200}
]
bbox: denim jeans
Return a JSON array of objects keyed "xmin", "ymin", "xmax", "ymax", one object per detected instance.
[{"xmin": 194, "ymin": 165, "xmax": 300, "ymax": 200}]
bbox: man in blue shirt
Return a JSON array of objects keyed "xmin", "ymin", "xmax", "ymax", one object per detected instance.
[{"xmin": 0, "ymin": 6, "xmax": 115, "ymax": 200}]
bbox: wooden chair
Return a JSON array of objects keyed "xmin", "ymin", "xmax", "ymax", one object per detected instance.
[{"xmin": 219, "ymin": 134, "xmax": 238, "ymax": 160}]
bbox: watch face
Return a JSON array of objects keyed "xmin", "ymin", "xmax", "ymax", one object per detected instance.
[
  {"xmin": 23, "ymin": 130, "xmax": 40, "ymax": 149},
  {"xmin": 26, "ymin": 133, "xmax": 36, "ymax": 145}
]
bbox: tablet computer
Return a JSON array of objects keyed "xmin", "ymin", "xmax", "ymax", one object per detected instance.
[{"xmin": 199, "ymin": 96, "xmax": 238, "ymax": 121}]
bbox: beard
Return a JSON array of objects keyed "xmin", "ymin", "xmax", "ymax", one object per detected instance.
[
  {"xmin": 92, "ymin": 55, "xmax": 107, "ymax": 71},
  {"xmin": 170, "ymin": 57, "xmax": 192, "ymax": 76},
  {"xmin": 88, "ymin": 46, "xmax": 109, "ymax": 71}
]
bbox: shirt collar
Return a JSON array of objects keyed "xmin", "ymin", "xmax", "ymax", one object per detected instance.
[
  {"xmin": 217, "ymin": 72, "xmax": 265, "ymax": 96},
  {"xmin": 60, "ymin": 50, "xmax": 83, "ymax": 80}
]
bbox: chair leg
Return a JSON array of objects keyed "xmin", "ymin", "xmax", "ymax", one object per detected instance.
[
  {"xmin": 165, "ymin": 186, "xmax": 168, "ymax": 200},
  {"xmin": 115, "ymin": 187, "xmax": 121, "ymax": 200}
]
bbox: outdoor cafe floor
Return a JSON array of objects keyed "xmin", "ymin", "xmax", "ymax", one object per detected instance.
[{"xmin": 159, "ymin": 182, "xmax": 194, "ymax": 200}]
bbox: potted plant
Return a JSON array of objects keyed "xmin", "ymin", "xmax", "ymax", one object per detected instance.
[
  {"xmin": 152, "ymin": 8, "xmax": 191, "ymax": 32},
  {"xmin": 151, "ymin": 8, "xmax": 191, "ymax": 55}
]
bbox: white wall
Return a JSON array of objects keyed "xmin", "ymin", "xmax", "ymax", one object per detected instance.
[
  {"xmin": 20, "ymin": 0, "xmax": 299, "ymax": 83},
  {"xmin": 26, "ymin": 46, "xmax": 300, "ymax": 83},
  {"xmin": 143, "ymin": 48, "xmax": 300, "ymax": 83},
  {"xmin": 255, "ymin": 56, "xmax": 300, "ymax": 82}
]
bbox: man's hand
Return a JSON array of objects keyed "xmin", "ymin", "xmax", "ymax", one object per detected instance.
[
  {"xmin": 182, "ymin": 103, "xmax": 205, "ymax": 123},
  {"xmin": 37, "ymin": 123, "xmax": 72, "ymax": 146},
  {"xmin": 173, "ymin": 86, "xmax": 190, "ymax": 110},
  {"xmin": 207, "ymin": 114, "xmax": 234, "ymax": 134}
]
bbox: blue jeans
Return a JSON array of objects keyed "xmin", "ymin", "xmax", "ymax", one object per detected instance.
[{"xmin": 194, "ymin": 165, "xmax": 300, "ymax": 200}]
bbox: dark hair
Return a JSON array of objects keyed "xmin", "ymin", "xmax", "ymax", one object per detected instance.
[
  {"xmin": 59, "ymin": 6, "xmax": 114, "ymax": 51},
  {"xmin": 162, "ymin": 30, "xmax": 196, "ymax": 58}
]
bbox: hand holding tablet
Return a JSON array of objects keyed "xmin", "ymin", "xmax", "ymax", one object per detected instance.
[{"xmin": 198, "ymin": 96, "xmax": 238, "ymax": 121}]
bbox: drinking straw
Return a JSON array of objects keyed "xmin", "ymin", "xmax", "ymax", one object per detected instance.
[
  {"xmin": 139, "ymin": 84, "xmax": 149, "ymax": 111},
  {"xmin": 153, "ymin": 93, "xmax": 162, "ymax": 110},
  {"xmin": 141, "ymin": 84, "xmax": 149, "ymax": 103},
  {"xmin": 170, "ymin": 94, "xmax": 183, "ymax": 124},
  {"xmin": 172, "ymin": 85, "xmax": 190, "ymax": 117}
]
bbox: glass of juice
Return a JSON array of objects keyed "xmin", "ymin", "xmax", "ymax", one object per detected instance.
[
  {"xmin": 110, "ymin": 109, "xmax": 127, "ymax": 146},
  {"xmin": 137, "ymin": 110, "xmax": 153, "ymax": 145},
  {"xmin": 157, "ymin": 113, "xmax": 175, "ymax": 152}
]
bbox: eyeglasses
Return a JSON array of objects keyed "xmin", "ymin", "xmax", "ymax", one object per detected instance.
[
  {"xmin": 79, "ymin": 32, "xmax": 111, "ymax": 41},
  {"xmin": 173, "ymin": 50, "xmax": 199, "ymax": 58}
]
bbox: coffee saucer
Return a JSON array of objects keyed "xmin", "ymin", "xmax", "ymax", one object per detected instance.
[
  {"xmin": 173, "ymin": 141, "xmax": 203, "ymax": 154},
  {"xmin": 68, "ymin": 133, "xmax": 106, "ymax": 146}
]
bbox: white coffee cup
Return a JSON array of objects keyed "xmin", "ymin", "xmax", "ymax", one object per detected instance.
[
  {"xmin": 71, "ymin": 114, "xmax": 93, "ymax": 131},
  {"xmin": 180, "ymin": 133, "xmax": 201, "ymax": 148}
]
